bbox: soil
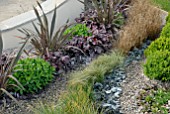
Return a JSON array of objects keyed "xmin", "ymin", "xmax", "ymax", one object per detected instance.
[{"xmin": 0, "ymin": 0, "xmax": 44, "ymax": 22}]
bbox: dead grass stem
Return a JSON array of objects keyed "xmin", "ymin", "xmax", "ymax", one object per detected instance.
[{"xmin": 118, "ymin": 0, "xmax": 162, "ymax": 53}]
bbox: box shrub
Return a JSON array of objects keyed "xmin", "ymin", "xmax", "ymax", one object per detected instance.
[
  {"xmin": 9, "ymin": 58, "xmax": 55, "ymax": 94},
  {"xmin": 166, "ymin": 12, "xmax": 170, "ymax": 23},
  {"xmin": 160, "ymin": 23, "xmax": 170, "ymax": 38},
  {"xmin": 144, "ymin": 50, "xmax": 170, "ymax": 81},
  {"xmin": 144, "ymin": 37, "xmax": 170, "ymax": 57}
]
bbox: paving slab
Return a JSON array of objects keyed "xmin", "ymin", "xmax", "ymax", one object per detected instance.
[{"xmin": 0, "ymin": 0, "xmax": 43, "ymax": 22}]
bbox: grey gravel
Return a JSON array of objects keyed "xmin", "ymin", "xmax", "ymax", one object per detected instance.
[{"xmin": 93, "ymin": 39, "xmax": 153, "ymax": 114}]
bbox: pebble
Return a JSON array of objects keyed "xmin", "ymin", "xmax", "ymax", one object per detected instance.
[{"xmin": 93, "ymin": 39, "xmax": 151, "ymax": 113}]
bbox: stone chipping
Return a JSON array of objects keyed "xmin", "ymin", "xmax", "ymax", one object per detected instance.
[{"xmin": 93, "ymin": 39, "xmax": 159, "ymax": 114}]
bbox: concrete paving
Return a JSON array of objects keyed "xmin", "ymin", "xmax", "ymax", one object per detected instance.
[{"xmin": 0, "ymin": 0, "xmax": 42, "ymax": 22}]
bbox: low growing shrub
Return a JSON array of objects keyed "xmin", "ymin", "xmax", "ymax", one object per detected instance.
[
  {"xmin": 160, "ymin": 23, "xmax": 170, "ymax": 38},
  {"xmin": 166, "ymin": 12, "xmax": 170, "ymax": 24},
  {"xmin": 143, "ymin": 50, "xmax": 170, "ymax": 81},
  {"xmin": 144, "ymin": 37, "xmax": 170, "ymax": 57},
  {"xmin": 9, "ymin": 58, "xmax": 55, "ymax": 94}
]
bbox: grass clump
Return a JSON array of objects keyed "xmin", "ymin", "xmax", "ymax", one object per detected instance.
[
  {"xmin": 34, "ymin": 86, "xmax": 97, "ymax": 114},
  {"xmin": 33, "ymin": 51, "xmax": 124, "ymax": 114},
  {"xmin": 118, "ymin": 0, "xmax": 162, "ymax": 53},
  {"xmin": 151, "ymin": 0, "xmax": 170, "ymax": 12},
  {"xmin": 69, "ymin": 51, "xmax": 124, "ymax": 87},
  {"xmin": 60, "ymin": 51, "xmax": 124, "ymax": 114},
  {"xmin": 56, "ymin": 86, "xmax": 98, "ymax": 114}
]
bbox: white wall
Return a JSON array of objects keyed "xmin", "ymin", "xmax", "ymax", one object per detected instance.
[{"xmin": 0, "ymin": 0, "xmax": 84, "ymax": 49}]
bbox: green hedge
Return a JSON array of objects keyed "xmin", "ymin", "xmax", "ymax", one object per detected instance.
[
  {"xmin": 160, "ymin": 23, "xmax": 170, "ymax": 38},
  {"xmin": 144, "ymin": 50, "xmax": 170, "ymax": 81},
  {"xmin": 144, "ymin": 37, "xmax": 170, "ymax": 57}
]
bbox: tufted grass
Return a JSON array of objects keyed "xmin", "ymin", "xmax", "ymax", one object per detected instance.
[{"xmin": 118, "ymin": 0, "xmax": 162, "ymax": 53}]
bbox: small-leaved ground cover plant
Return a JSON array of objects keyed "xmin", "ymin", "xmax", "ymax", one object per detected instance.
[
  {"xmin": 64, "ymin": 24, "xmax": 92, "ymax": 39},
  {"xmin": 143, "ymin": 89, "xmax": 170, "ymax": 114}
]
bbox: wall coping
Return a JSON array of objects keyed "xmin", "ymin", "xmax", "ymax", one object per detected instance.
[{"xmin": 0, "ymin": 0, "xmax": 67, "ymax": 32}]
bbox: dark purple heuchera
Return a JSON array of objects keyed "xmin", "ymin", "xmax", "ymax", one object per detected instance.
[
  {"xmin": 43, "ymin": 51, "xmax": 71, "ymax": 75},
  {"xmin": 43, "ymin": 48, "xmax": 88, "ymax": 75},
  {"xmin": 43, "ymin": 10, "xmax": 115, "ymax": 74},
  {"xmin": 67, "ymin": 31, "xmax": 113, "ymax": 58},
  {"xmin": 76, "ymin": 9, "xmax": 118, "ymax": 35},
  {"xmin": 73, "ymin": 10, "xmax": 114, "ymax": 58}
]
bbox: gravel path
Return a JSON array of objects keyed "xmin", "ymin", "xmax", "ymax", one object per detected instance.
[
  {"xmin": 120, "ymin": 60, "xmax": 163, "ymax": 114},
  {"xmin": 0, "ymin": 0, "xmax": 43, "ymax": 22}
]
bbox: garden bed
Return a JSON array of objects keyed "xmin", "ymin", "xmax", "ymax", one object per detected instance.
[{"xmin": 0, "ymin": 0, "xmax": 169, "ymax": 114}]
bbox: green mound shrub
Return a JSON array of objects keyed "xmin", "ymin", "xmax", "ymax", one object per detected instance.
[
  {"xmin": 144, "ymin": 37, "xmax": 170, "ymax": 57},
  {"xmin": 160, "ymin": 23, "xmax": 170, "ymax": 38},
  {"xmin": 9, "ymin": 58, "xmax": 55, "ymax": 94},
  {"xmin": 144, "ymin": 50, "xmax": 170, "ymax": 81},
  {"xmin": 166, "ymin": 12, "xmax": 170, "ymax": 23},
  {"xmin": 64, "ymin": 24, "xmax": 92, "ymax": 38}
]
